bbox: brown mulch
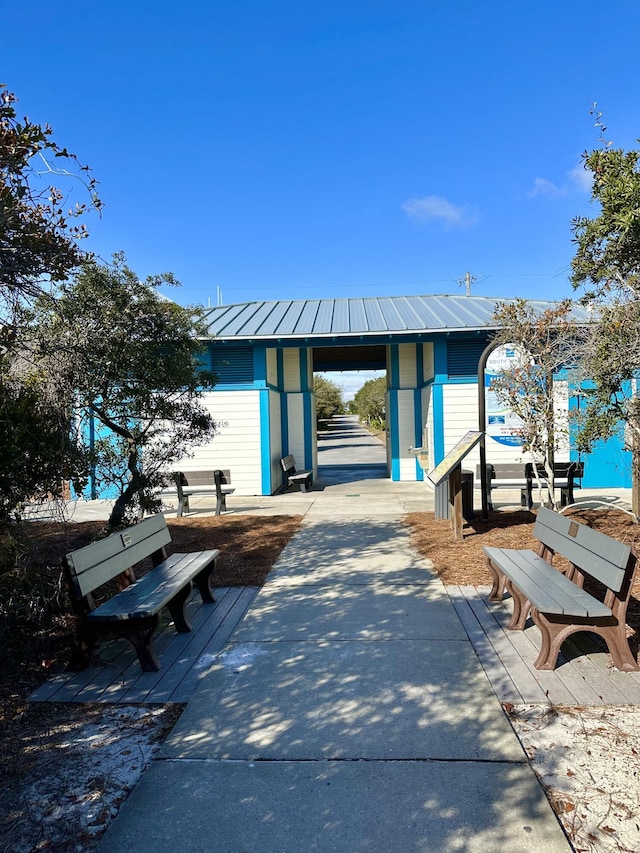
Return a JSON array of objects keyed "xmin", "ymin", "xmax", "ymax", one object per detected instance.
[{"xmin": 404, "ymin": 505, "xmax": 640, "ymax": 660}]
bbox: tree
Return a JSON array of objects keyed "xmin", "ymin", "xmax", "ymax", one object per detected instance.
[
  {"xmin": 314, "ymin": 375, "xmax": 345, "ymax": 422},
  {"xmin": 0, "ymin": 85, "xmax": 101, "ymax": 517},
  {"xmin": 0, "ymin": 85, "xmax": 101, "ymax": 326},
  {"xmin": 571, "ymin": 119, "xmax": 640, "ymax": 515},
  {"xmin": 352, "ymin": 376, "xmax": 386, "ymax": 428},
  {"xmin": 0, "ymin": 358, "xmax": 88, "ymax": 521},
  {"xmin": 489, "ymin": 299, "xmax": 581, "ymax": 508},
  {"xmin": 33, "ymin": 253, "xmax": 218, "ymax": 529}
]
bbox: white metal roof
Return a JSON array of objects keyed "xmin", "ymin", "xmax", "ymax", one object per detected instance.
[{"xmin": 202, "ymin": 294, "xmax": 589, "ymax": 341}]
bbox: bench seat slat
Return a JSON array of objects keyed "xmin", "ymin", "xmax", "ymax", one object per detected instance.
[
  {"xmin": 483, "ymin": 546, "xmax": 612, "ymax": 618},
  {"xmin": 87, "ymin": 550, "xmax": 220, "ymax": 622}
]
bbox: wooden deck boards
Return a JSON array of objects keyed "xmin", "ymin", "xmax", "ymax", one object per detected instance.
[
  {"xmin": 30, "ymin": 581, "xmax": 640, "ymax": 708},
  {"xmin": 29, "ymin": 586, "xmax": 259, "ymax": 704},
  {"xmin": 450, "ymin": 585, "xmax": 640, "ymax": 706}
]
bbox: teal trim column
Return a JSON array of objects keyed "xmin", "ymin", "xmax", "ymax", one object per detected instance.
[
  {"xmin": 389, "ymin": 345, "xmax": 401, "ymax": 481},
  {"xmin": 432, "ymin": 340, "xmax": 447, "ymax": 464},
  {"xmin": 414, "ymin": 344, "xmax": 425, "ymax": 481},
  {"xmin": 300, "ymin": 348, "xmax": 314, "ymax": 470},
  {"xmin": 259, "ymin": 388, "xmax": 272, "ymax": 494},
  {"xmin": 277, "ymin": 349, "xmax": 288, "ymax": 453}
]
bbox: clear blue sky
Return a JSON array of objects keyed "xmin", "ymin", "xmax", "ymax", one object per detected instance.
[{"xmin": 4, "ymin": 1, "xmax": 640, "ymax": 314}]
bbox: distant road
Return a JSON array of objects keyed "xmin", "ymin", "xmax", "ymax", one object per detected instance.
[{"xmin": 317, "ymin": 415, "xmax": 387, "ymax": 467}]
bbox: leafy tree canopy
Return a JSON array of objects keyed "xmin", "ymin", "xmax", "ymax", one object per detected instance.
[
  {"xmin": 314, "ymin": 375, "xmax": 345, "ymax": 422},
  {"xmin": 570, "ymin": 116, "xmax": 640, "ymax": 514},
  {"xmin": 489, "ymin": 298, "xmax": 580, "ymax": 508},
  {"xmin": 351, "ymin": 376, "xmax": 386, "ymax": 427},
  {"xmin": 33, "ymin": 253, "xmax": 217, "ymax": 528}
]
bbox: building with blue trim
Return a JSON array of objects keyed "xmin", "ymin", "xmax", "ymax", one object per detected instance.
[{"xmin": 166, "ymin": 294, "xmax": 631, "ymax": 495}]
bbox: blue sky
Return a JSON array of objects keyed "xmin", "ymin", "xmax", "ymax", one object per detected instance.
[{"xmin": 4, "ymin": 2, "xmax": 640, "ymax": 396}]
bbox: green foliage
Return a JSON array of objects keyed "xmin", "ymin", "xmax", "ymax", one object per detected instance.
[
  {"xmin": 0, "ymin": 365, "xmax": 88, "ymax": 521},
  {"xmin": 33, "ymin": 253, "xmax": 218, "ymax": 528},
  {"xmin": 572, "ymin": 147, "xmax": 640, "ymax": 301},
  {"xmin": 570, "ymin": 123, "xmax": 640, "ymax": 510},
  {"xmin": 314, "ymin": 375, "xmax": 345, "ymax": 421},
  {"xmin": 351, "ymin": 376, "xmax": 386, "ymax": 427},
  {"xmin": 0, "ymin": 84, "xmax": 100, "ymax": 520}
]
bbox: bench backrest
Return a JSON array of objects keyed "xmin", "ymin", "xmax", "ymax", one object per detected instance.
[
  {"xmin": 280, "ymin": 454, "xmax": 296, "ymax": 474},
  {"xmin": 181, "ymin": 470, "xmax": 216, "ymax": 487},
  {"xmin": 65, "ymin": 514, "xmax": 172, "ymax": 599},
  {"xmin": 525, "ymin": 461, "xmax": 584, "ymax": 480},
  {"xmin": 477, "ymin": 462, "xmax": 584, "ymax": 481},
  {"xmin": 534, "ymin": 506, "xmax": 634, "ymax": 592}
]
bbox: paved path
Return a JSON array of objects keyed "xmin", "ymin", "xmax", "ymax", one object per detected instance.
[{"xmin": 96, "ymin": 419, "xmax": 570, "ymax": 852}]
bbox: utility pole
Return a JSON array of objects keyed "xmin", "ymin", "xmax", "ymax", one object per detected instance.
[{"xmin": 458, "ymin": 271, "xmax": 476, "ymax": 296}]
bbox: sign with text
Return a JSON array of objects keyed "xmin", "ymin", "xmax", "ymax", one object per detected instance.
[
  {"xmin": 427, "ymin": 431, "xmax": 483, "ymax": 487},
  {"xmin": 485, "ymin": 344, "xmax": 528, "ymax": 447}
]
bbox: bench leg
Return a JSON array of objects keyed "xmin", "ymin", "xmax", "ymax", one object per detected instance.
[
  {"xmin": 194, "ymin": 562, "xmax": 217, "ymax": 604},
  {"xmin": 215, "ymin": 494, "xmax": 226, "ymax": 515},
  {"xmin": 486, "ymin": 557, "xmax": 506, "ymax": 602},
  {"xmin": 532, "ymin": 611, "xmax": 640, "ymax": 672},
  {"xmin": 504, "ymin": 580, "xmax": 531, "ymax": 630},
  {"xmin": 122, "ymin": 615, "xmax": 162, "ymax": 672},
  {"xmin": 68, "ymin": 625, "xmax": 99, "ymax": 671},
  {"xmin": 166, "ymin": 584, "xmax": 193, "ymax": 633}
]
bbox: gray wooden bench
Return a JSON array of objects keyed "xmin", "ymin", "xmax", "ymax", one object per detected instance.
[
  {"xmin": 63, "ymin": 514, "xmax": 220, "ymax": 672},
  {"xmin": 160, "ymin": 469, "xmax": 235, "ymax": 516},
  {"xmin": 484, "ymin": 506, "xmax": 639, "ymax": 671},
  {"xmin": 280, "ymin": 454, "xmax": 312, "ymax": 492},
  {"xmin": 477, "ymin": 461, "xmax": 583, "ymax": 510}
]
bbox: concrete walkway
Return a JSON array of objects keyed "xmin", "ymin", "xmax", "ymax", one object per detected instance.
[{"xmin": 96, "ymin": 419, "xmax": 571, "ymax": 851}]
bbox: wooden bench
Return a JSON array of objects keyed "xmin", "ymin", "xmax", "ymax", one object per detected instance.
[
  {"xmin": 160, "ymin": 469, "xmax": 235, "ymax": 516},
  {"xmin": 483, "ymin": 506, "xmax": 639, "ymax": 671},
  {"xmin": 63, "ymin": 514, "xmax": 220, "ymax": 672},
  {"xmin": 280, "ymin": 454, "xmax": 312, "ymax": 492},
  {"xmin": 477, "ymin": 461, "xmax": 583, "ymax": 510}
]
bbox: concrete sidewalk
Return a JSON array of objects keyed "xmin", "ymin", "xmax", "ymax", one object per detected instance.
[{"xmin": 96, "ymin": 431, "xmax": 571, "ymax": 851}]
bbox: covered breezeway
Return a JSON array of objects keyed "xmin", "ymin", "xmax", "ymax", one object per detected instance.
[{"xmin": 170, "ymin": 293, "xmax": 603, "ymax": 497}]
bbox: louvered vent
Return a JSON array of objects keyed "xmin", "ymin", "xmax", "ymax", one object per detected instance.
[
  {"xmin": 211, "ymin": 346, "xmax": 254, "ymax": 383},
  {"xmin": 447, "ymin": 339, "xmax": 488, "ymax": 378}
]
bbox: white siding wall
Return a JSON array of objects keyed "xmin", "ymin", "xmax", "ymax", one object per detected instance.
[
  {"xmin": 283, "ymin": 348, "xmax": 301, "ymax": 391},
  {"xmin": 398, "ymin": 343, "xmax": 417, "ymax": 388},
  {"xmin": 172, "ymin": 390, "xmax": 263, "ymax": 494},
  {"xmin": 286, "ymin": 393, "xmax": 306, "ymax": 465},
  {"xmin": 397, "ymin": 389, "xmax": 417, "ymax": 479},
  {"xmin": 269, "ymin": 389, "xmax": 283, "ymax": 491},
  {"xmin": 420, "ymin": 385, "xmax": 433, "ymax": 472},
  {"xmin": 442, "ymin": 384, "xmax": 482, "ymax": 471},
  {"xmin": 266, "ymin": 348, "xmax": 278, "ymax": 386},
  {"xmin": 422, "ymin": 343, "xmax": 434, "ymax": 383}
]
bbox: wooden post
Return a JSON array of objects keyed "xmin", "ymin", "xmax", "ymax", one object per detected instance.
[{"xmin": 448, "ymin": 465, "xmax": 464, "ymax": 540}]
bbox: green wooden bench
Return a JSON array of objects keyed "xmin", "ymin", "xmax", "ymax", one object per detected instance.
[
  {"xmin": 484, "ymin": 506, "xmax": 639, "ymax": 671},
  {"xmin": 280, "ymin": 454, "xmax": 312, "ymax": 492},
  {"xmin": 63, "ymin": 514, "xmax": 220, "ymax": 672},
  {"xmin": 160, "ymin": 469, "xmax": 235, "ymax": 516},
  {"xmin": 476, "ymin": 461, "xmax": 583, "ymax": 510}
]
